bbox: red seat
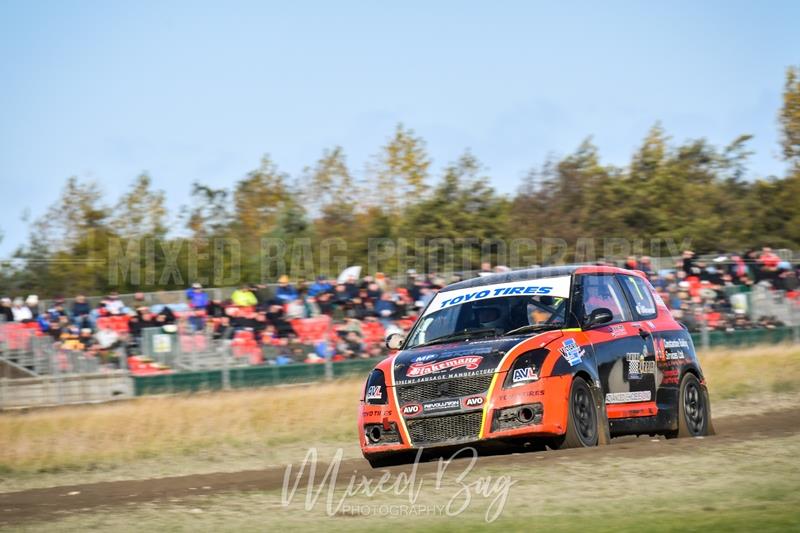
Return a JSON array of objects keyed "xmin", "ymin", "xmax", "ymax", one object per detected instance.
[
  {"xmin": 361, "ymin": 321, "xmax": 386, "ymax": 345},
  {"xmin": 290, "ymin": 316, "xmax": 332, "ymax": 343}
]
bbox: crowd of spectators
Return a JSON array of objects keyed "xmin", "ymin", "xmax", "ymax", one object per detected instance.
[{"xmin": 0, "ymin": 247, "xmax": 798, "ymax": 373}]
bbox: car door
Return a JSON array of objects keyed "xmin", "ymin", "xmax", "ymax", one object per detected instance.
[
  {"xmin": 575, "ymin": 274, "xmax": 655, "ymax": 416},
  {"xmin": 615, "ymin": 272, "xmax": 660, "ymax": 405}
]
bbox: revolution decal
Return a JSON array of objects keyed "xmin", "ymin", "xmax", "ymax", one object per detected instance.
[
  {"xmin": 422, "ymin": 276, "xmax": 572, "ymax": 317},
  {"xmin": 421, "ymin": 399, "xmax": 460, "ymax": 414}
]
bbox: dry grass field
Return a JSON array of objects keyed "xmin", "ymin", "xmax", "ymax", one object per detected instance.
[{"xmin": 0, "ymin": 344, "xmax": 798, "ymax": 493}]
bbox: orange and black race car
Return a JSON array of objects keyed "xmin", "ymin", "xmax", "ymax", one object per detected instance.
[{"xmin": 359, "ymin": 265, "xmax": 712, "ymax": 467}]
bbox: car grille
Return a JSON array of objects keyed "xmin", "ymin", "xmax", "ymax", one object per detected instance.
[
  {"xmin": 407, "ymin": 411, "xmax": 483, "ymax": 446},
  {"xmin": 396, "ymin": 375, "xmax": 494, "ymax": 405}
]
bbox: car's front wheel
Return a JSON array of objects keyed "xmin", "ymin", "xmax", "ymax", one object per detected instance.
[
  {"xmin": 667, "ymin": 373, "xmax": 710, "ymax": 438},
  {"xmin": 550, "ymin": 376, "xmax": 598, "ymax": 449}
]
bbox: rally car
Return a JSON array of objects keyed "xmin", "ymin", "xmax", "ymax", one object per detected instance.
[{"xmin": 359, "ymin": 265, "xmax": 712, "ymax": 467}]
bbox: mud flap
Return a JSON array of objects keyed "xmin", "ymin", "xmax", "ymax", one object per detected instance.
[
  {"xmin": 589, "ymin": 382, "xmax": 611, "ymax": 446},
  {"xmin": 702, "ymin": 384, "xmax": 716, "ymax": 436}
]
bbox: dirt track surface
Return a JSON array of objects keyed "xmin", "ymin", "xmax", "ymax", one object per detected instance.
[{"xmin": 1, "ymin": 408, "xmax": 798, "ymax": 526}]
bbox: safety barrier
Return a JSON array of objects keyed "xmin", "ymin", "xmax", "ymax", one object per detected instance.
[
  {"xmin": 691, "ymin": 326, "xmax": 797, "ymax": 348},
  {"xmin": 132, "ymin": 358, "xmax": 377, "ymax": 396},
  {"xmin": 131, "ymin": 327, "xmax": 800, "ymax": 396}
]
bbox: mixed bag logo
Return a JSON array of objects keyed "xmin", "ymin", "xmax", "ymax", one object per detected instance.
[
  {"xmin": 559, "ymin": 338, "xmax": 585, "ymax": 366},
  {"xmin": 512, "ymin": 367, "xmax": 538, "ymax": 383},
  {"xmin": 461, "ymin": 395, "xmax": 485, "ymax": 409},
  {"xmin": 366, "ymin": 385, "xmax": 383, "ymax": 400},
  {"xmin": 406, "ymin": 355, "xmax": 484, "ymax": 377}
]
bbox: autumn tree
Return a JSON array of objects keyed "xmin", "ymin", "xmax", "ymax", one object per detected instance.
[
  {"xmin": 369, "ymin": 123, "xmax": 431, "ymax": 213},
  {"xmin": 779, "ymin": 65, "xmax": 800, "ymax": 168}
]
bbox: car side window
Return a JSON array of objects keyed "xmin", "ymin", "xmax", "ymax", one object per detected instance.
[
  {"xmin": 618, "ymin": 274, "xmax": 658, "ymax": 319},
  {"xmin": 578, "ymin": 274, "xmax": 632, "ymax": 324}
]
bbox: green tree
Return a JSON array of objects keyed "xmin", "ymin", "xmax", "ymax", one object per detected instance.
[
  {"xmin": 779, "ymin": 65, "xmax": 800, "ymax": 167},
  {"xmin": 110, "ymin": 173, "xmax": 167, "ymax": 239},
  {"xmin": 403, "ymin": 151, "xmax": 509, "ymax": 272},
  {"xmin": 369, "ymin": 123, "xmax": 431, "ymax": 213}
]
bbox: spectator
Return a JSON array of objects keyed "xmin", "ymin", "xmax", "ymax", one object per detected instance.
[
  {"xmin": 72, "ymin": 295, "xmax": 91, "ymax": 324},
  {"xmin": 375, "ymin": 292, "xmax": 397, "ymax": 326},
  {"xmin": 25, "ymin": 295, "xmax": 40, "ymax": 318},
  {"xmin": 275, "ymin": 275, "xmax": 299, "ymax": 303},
  {"xmin": 231, "ymin": 285, "xmax": 258, "ymax": 307},
  {"xmin": 11, "ymin": 298, "xmax": 32, "ymax": 322},
  {"xmin": 104, "ymin": 292, "xmax": 125, "ymax": 315},
  {"xmin": 308, "ymin": 276, "xmax": 332, "ymax": 297},
  {"xmin": 0, "ymin": 298, "xmax": 13, "ymax": 322},
  {"xmin": 155, "ymin": 305, "xmax": 176, "ymax": 325}
]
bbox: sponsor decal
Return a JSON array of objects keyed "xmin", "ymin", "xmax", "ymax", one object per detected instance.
[
  {"xmin": 646, "ymin": 321, "xmax": 656, "ymax": 329},
  {"xmin": 512, "ymin": 367, "xmax": 538, "ymax": 383},
  {"xmin": 660, "ymin": 338, "xmax": 690, "ymax": 361},
  {"xmin": 498, "ymin": 389, "xmax": 544, "ymax": 402},
  {"xmin": 406, "ymin": 355, "xmax": 484, "ymax": 378},
  {"xmin": 661, "ymin": 369, "xmax": 680, "ymax": 385},
  {"xmin": 559, "ymin": 338, "xmax": 585, "ymax": 366},
  {"xmin": 635, "ymin": 304, "xmax": 656, "ymax": 315},
  {"xmin": 411, "ymin": 353, "xmax": 437, "ymax": 363},
  {"xmin": 423, "ymin": 276, "xmax": 572, "ymax": 317},
  {"xmin": 394, "ymin": 368, "xmax": 495, "ymax": 386},
  {"xmin": 366, "ymin": 385, "xmax": 382, "ymax": 400},
  {"xmin": 363, "ymin": 408, "xmax": 392, "ymax": 417},
  {"xmin": 438, "ymin": 286, "xmax": 552, "ymax": 311},
  {"xmin": 461, "ymin": 395, "xmax": 485, "ymax": 409},
  {"xmin": 609, "ymin": 324, "xmax": 626, "ymax": 337},
  {"xmin": 402, "ymin": 403, "xmax": 421, "ymax": 416},
  {"xmin": 626, "ymin": 352, "xmax": 655, "ymax": 380},
  {"xmin": 422, "ymin": 399, "xmax": 461, "ymax": 413},
  {"xmin": 605, "ymin": 391, "xmax": 652, "ymax": 403},
  {"xmin": 654, "ymin": 337, "xmax": 666, "ymax": 362},
  {"xmin": 664, "ymin": 339, "xmax": 689, "ymax": 349}
]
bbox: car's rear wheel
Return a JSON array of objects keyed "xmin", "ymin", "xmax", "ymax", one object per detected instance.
[
  {"xmin": 667, "ymin": 373, "xmax": 710, "ymax": 438},
  {"xmin": 550, "ymin": 376, "xmax": 598, "ymax": 449}
]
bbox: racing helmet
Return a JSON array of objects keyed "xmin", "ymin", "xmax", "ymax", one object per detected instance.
[{"xmin": 472, "ymin": 302, "xmax": 505, "ymax": 329}]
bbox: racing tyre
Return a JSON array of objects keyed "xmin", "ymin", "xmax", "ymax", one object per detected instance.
[
  {"xmin": 667, "ymin": 373, "xmax": 710, "ymax": 438},
  {"xmin": 550, "ymin": 377, "xmax": 599, "ymax": 449}
]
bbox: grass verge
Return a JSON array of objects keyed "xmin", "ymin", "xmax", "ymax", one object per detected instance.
[{"xmin": 0, "ymin": 343, "xmax": 798, "ymax": 491}]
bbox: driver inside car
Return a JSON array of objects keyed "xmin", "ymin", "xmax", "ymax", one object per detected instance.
[
  {"xmin": 472, "ymin": 304, "xmax": 505, "ymax": 330},
  {"xmin": 528, "ymin": 295, "xmax": 556, "ymax": 325}
]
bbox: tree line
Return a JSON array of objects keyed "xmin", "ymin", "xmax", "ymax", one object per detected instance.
[{"xmin": 2, "ymin": 66, "xmax": 800, "ymax": 298}]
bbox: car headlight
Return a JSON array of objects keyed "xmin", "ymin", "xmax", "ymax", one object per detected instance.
[
  {"xmin": 364, "ymin": 369, "xmax": 388, "ymax": 404},
  {"xmin": 503, "ymin": 349, "xmax": 548, "ymax": 389}
]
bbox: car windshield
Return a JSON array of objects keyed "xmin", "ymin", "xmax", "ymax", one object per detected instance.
[{"xmin": 405, "ymin": 276, "xmax": 572, "ymax": 349}]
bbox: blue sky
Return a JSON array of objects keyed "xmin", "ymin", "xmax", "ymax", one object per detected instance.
[{"xmin": 1, "ymin": 0, "xmax": 798, "ymax": 256}]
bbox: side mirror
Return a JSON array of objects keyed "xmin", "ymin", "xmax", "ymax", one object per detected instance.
[
  {"xmin": 585, "ymin": 308, "xmax": 613, "ymax": 329},
  {"xmin": 385, "ymin": 333, "xmax": 406, "ymax": 350}
]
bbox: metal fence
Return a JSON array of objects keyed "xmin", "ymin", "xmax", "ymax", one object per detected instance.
[{"xmin": 2, "ymin": 326, "xmax": 799, "ymax": 409}]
